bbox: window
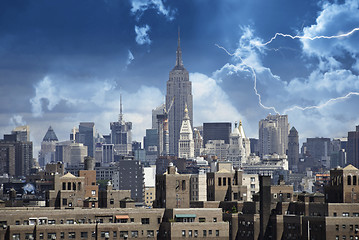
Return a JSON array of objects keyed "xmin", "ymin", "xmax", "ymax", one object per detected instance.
[
  {"xmin": 68, "ymin": 232, "xmax": 75, "ymax": 239},
  {"xmin": 48, "ymin": 233, "xmax": 56, "ymax": 240},
  {"xmin": 209, "ymin": 230, "xmax": 212, "ymax": 235},
  {"xmin": 113, "ymin": 231, "xmax": 117, "ymax": 238},
  {"xmin": 147, "ymin": 230, "xmax": 154, "ymax": 238},
  {"xmin": 336, "ymin": 225, "xmax": 340, "ymax": 230},
  {"xmin": 218, "ymin": 177, "xmax": 222, "ymax": 186},
  {"xmin": 182, "ymin": 180, "xmax": 186, "ymax": 190},
  {"xmin": 141, "ymin": 218, "xmax": 150, "ymax": 224},
  {"xmin": 354, "ymin": 176, "xmax": 357, "ymax": 185},
  {"xmin": 343, "ymin": 212, "xmax": 350, "ymax": 217},
  {"xmin": 48, "ymin": 220, "xmax": 56, "ymax": 225},
  {"xmin": 68, "ymin": 182, "xmax": 71, "ymax": 190},
  {"xmin": 62, "ymin": 198, "xmax": 67, "ymax": 206},
  {"xmin": 25, "ymin": 233, "xmax": 34, "ymax": 240},
  {"xmin": 130, "ymin": 218, "xmax": 134, "ymax": 222},
  {"xmin": 12, "ymin": 234, "xmax": 20, "ymax": 240},
  {"xmin": 15, "ymin": 221, "xmax": 20, "ymax": 225},
  {"xmin": 81, "ymin": 232, "xmax": 88, "ymax": 238},
  {"xmin": 334, "ymin": 212, "xmax": 337, "ymax": 217},
  {"xmin": 348, "ymin": 176, "xmax": 352, "ymax": 185},
  {"xmin": 287, "ymin": 193, "xmax": 291, "ymax": 199},
  {"xmin": 203, "ymin": 230, "xmax": 207, "ymax": 237},
  {"xmin": 66, "ymin": 219, "xmax": 74, "ymax": 224},
  {"xmin": 216, "ymin": 230, "xmax": 219, "ymax": 236},
  {"xmin": 343, "ymin": 225, "xmax": 347, "ymax": 229},
  {"xmin": 194, "ymin": 230, "xmax": 198, "ymax": 238},
  {"xmin": 250, "ymin": 177, "xmax": 255, "ymax": 182},
  {"xmin": 91, "ymin": 190, "xmax": 96, "ymax": 196},
  {"xmin": 182, "ymin": 230, "xmax": 186, "ymax": 237},
  {"xmin": 62, "ymin": 182, "xmax": 66, "ymax": 190},
  {"xmin": 110, "ymin": 199, "xmax": 114, "ymax": 204},
  {"xmin": 91, "ymin": 232, "xmax": 95, "ymax": 238},
  {"xmin": 189, "ymin": 230, "xmax": 192, "ymax": 237},
  {"xmin": 199, "ymin": 218, "xmax": 206, "ymax": 222},
  {"xmin": 60, "ymin": 232, "xmax": 64, "ymax": 239},
  {"xmin": 120, "ymin": 231, "xmax": 128, "ymax": 238},
  {"xmin": 158, "ymin": 218, "xmax": 161, "ymax": 224},
  {"xmin": 213, "ymin": 217, "xmax": 217, "ymax": 222},
  {"xmin": 39, "ymin": 233, "xmax": 44, "ymax": 240},
  {"xmin": 120, "ymin": 219, "xmax": 127, "ymax": 223},
  {"xmin": 251, "ymin": 184, "xmax": 255, "ymax": 189},
  {"xmin": 131, "ymin": 231, "xmax": 138, "ymax": 237},
  {"xmin": 351, "ymin": 225, "xmax": 354, "ymax": 231},
  {"xmin": 353, "ymin": 213, "xmax": 359, "ymax": 217},
  {"xmin": 223, "ymin": 177, "xmax": 226, "ymax": 186}
]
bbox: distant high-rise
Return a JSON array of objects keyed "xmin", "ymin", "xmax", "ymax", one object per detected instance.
[
  {"xmin": 73, "ymin": 122, "xmax": 95, "ymax": 157},
  {"xmin": 110, "ymin": 95, "xmax": 132, "ymax": 156},
  {"xmin": 228, "ymin": 121, "xmax": 251, "ymax": 168},
  {"xmin": 259, "ymin": 114, "xmax": 289, "ymax": 157},
  {"xmin": 347, "ymin": 125, "xmax": 359, "ymax": 168},
  {"xmin": 39, "ymin": 126, "xmax": 58, "ymax": 167},
  {"xmin": 11, "ymin": 125, "xmax": 30, "ymax": 142},
  {"xmin": 1, "ymin": 126, "xmax": 33, "ymax": 177},
  {"xmin": 203, "ymin": 122, "xmax": 232, "ymax": 146},
  {"xmin": 166, "ymin": 31, "xmax": 193, "ymax": 156},
  {"xmin": 287, "ymin": 127, "xmax": 299, "ymax": 171},
  {"xmin": 152, "ymin": 104, "xmax": 165, "ymax": 129}
]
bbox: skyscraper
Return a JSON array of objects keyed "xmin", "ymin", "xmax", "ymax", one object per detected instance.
[
  {"xmin": 110, "ymin": 95, "xmax": 132, "ymax": 156},
  {"xmin": 203, "ymin": 122, "xmax": 232, "ymax": 146},
  {"xmin": 39, "ymin": 126, "xmax": 58, "ymax": 167},
  {"xmin": 347, "ymin": 125, "xmax": 359, "ymax": 168},
  {"xmin": 287, "ymin": 127, "xmax": 299, "ymax": 171},
  {"xmin": 258, "ymin": 114, "xmax": 289, "ymax": 157},
  {"xmin": 166, "ymin": 31, "xmax": 193, "ymax": 156},
  {"xmin": 1, "ymin": 127, "xmax": 33, "ymax": 177}
]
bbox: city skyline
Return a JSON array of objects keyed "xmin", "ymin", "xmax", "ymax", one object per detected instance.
[{"xmin": 1, "ymin": 0, "xmax": 359, "ymax": 153}]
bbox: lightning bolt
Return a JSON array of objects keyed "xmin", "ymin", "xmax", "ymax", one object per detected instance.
[
  {"xmin": 216, "ymin": 27, "xmax": 359, "ymax": 114},
  {"xmin": 259, "ymin": 27, "xmax": 359, "ymax": 46},
  {"xmin": 215, "ymin": 44, "xmax": 280, "ymax": 114},
  {"xmin": 283, "ymin": 92, "xmax": 359, "ymax": 114}
]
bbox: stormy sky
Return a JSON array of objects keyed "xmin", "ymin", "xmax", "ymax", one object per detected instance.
[{"xmin": 1, "ymin": 0, "xmax": 359, "ymax": 155}]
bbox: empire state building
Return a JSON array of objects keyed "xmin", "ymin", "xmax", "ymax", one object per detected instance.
[{"xmin": 166, "ymin": 32, "xmax": 193, "ymax": 157}]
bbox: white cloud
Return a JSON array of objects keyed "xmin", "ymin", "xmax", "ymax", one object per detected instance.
[
  {"xmin": 190, "ymin": 72, "xmax": 253, "ymax": 134},
  {"xmin": 9, "ymin": 115, "xmax": 26, "ymax": 127},
  {"xmin": 30, "ymin": 76, "xmax": 61, "ymax": 117},
  {"xmin": 135, "ymin": 25, "xmax": 151, "ymax": 45},
  {"xmin": 130, "ymin": 0, "xmax": 175, "ymax": 21},
  {"xmin": 300, "ymin": 0, "xmax": 359, "ymax": 68}
]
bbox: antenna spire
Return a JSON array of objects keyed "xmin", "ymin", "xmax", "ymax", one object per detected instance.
[
  {"xmin": 175, "ymin": 27, "xmax": 183, "ymax": 67},
  {"xmin": 119, "ymin": 94, "xmax": 124, "ymax": 123}
]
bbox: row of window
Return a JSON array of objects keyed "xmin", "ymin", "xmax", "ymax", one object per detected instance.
[
  {"xmin": 335, "ymin": 236, "xmax": 359, "ymax": 240},
  {"xmin": 16, "ymin": 217, "xmax": 158, "ymax": 225},
  {"xmin": 333, "ymin": 212, "xmax": 359, "ymax": 217},
  {"xmin": 181, "ymin": 229, "xmax": 219, "ymax": 237},
  {"xmin": 335, "ymin": 224, "xmax": 359, "ymax": 231},
  {"xmin": 12, "ymin": 230, "xmax": 156, "ymax": 240}
]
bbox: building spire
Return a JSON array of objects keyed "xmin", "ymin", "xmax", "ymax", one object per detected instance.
[
  {"xmin": 119, "ymin": 93, "xmax": 124, "ymax": 123},
  {"xmin": 176, "ymin": 27, "xmax": 183, "ymax": 67}
]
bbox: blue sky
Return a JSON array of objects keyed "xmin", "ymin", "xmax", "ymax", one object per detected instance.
[{"xmin": 1, "ymin": 0, "xmax": 359, "ymax": 153}]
